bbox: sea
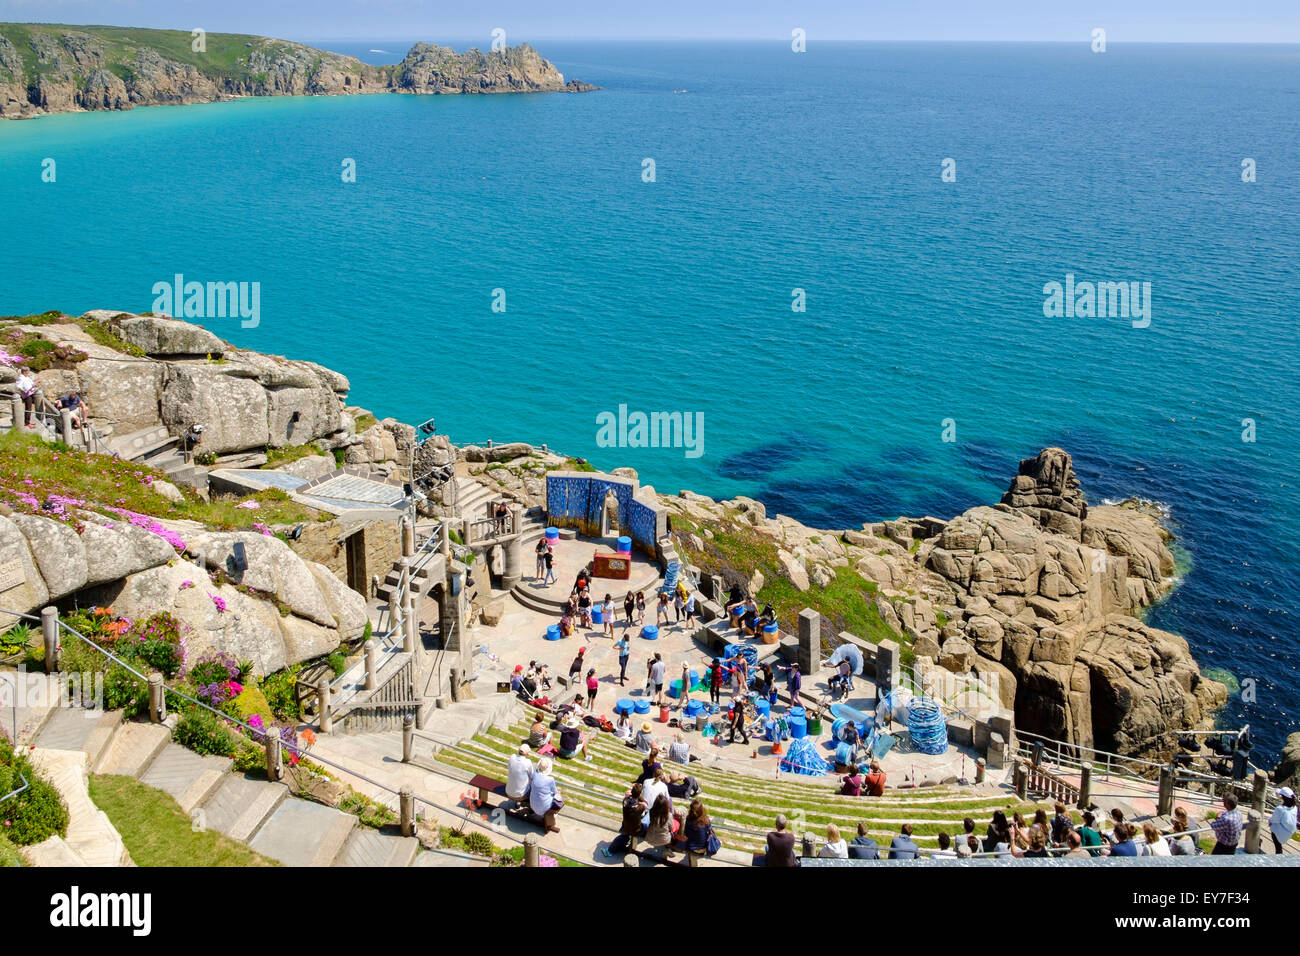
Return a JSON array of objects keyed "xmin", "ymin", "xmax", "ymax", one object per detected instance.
[{"xmin": 0, "ymin": 41, "xmax": 1296, "ymax": 760}]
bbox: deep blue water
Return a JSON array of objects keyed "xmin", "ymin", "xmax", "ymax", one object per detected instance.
[{"xmin": 0, "ymin": 42, "xmax": 1296, "ymax": 758}]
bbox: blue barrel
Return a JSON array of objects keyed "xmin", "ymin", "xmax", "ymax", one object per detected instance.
[
  {"xmin": 545, "ymin": 527, "xmax": 559, "ymax": 543},
  {"xmin": 615, "ymin": 697, "xmax": 635, "ymax": 715},
  {"xmin": 545, "ymin": 625, "xmax": 561, "ymax": 641},
  {"xmin": 835, "ymin": 742, "xmax": 855, "ymax": 766},
  {"xmin": 789, "ymin": 706, "xmax": 806, "ymax": 721},
  {"xmin": 788, "ymin": 716, "xmax": 808, "ymax": 739},
  {"xmin": 684, "ymin": 700, "xmax": 704, "ymax": 718},
  {"xmin": 762, "ymin": 622, "xmax": 778, "ymax": 640},
  {"xmin": 832, "ymin": 718, "xmax": 848, "ymax": 741},
  {"xmin": 668, "ymin": 679, "xmax": 684, "ymax": 699},
  {"xmin": 617, "ymin": 535, "xmax": 632, "ymax": 553},
  {"xmin": 634, "ymin": 700, "xmax": 652, "ymax": 715},
  {"xmin": 642, "ymin": 625, "xmax": 659, "ymax": 641},
  {"xmin": 754, "ymin": 699, "xmax": 771, "ymax": 718},
  {"xmin": 591, "ymin": 605, "xmax": 603, "ymax": 624}
]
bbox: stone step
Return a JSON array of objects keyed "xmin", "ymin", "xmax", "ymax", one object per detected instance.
[
  {"xmin": 111, "ymin": 425, "xmax": 177, "ymax": 461},
  {"xmin": 29, "ymin": 748, "xmax": 131, "ymax": 866},
  {"xmin": 332, "ymin": 827, "xmax": 419, "ymax": 867},
  {"xmin": 94, "ymin": 719, "xmax": 172, "ymax": 777},
  {"xmin": 138, "ymin": 743, "xmax": 232, "ymax": 814},
  {"xmin": 33, "ymin": 707, "xmax": 124, "ymax": 766},
  {"xmin": 196, "ymin": 773, "xmax": 290, "ymax": 843},
  {"xmin": 23, "ymin": 835, "xmax": 88, "ymax": 866},
  {"xmin": 411, "ymin": 847, "xmax": 491, "ymax": 867},
  {"xmin": 248, "ymin": 797, "xmax": 357, "ymax": 866}
]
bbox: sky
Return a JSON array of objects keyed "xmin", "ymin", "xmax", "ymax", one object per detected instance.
[{"xmin": 0, "ymin": 0, "xmax": 1297, "ymax": 43}]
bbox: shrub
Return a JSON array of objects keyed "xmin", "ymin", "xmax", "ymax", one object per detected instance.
[
  {"xmin": 0, "ymin": 831, "xmax": 24, "ymax": 866},
  {"xmin": 231, "ymin": 740, "xmax": 265, "ymax": 775},
  {"xmin": 261, "ymin": 665, "xmax": 302, "ymax": 721},
  {"xmin": 0, "ymin": 737, "xmax": 70, "ymax": 846},
  {"xmin": 173, "ymin": 707, "xmax": 237, "ymax": 757},
  {"xmin": 327, "ymin": 652, "xmax": 346, "ymax": 677},
  {"xmin": 229, "ymin": 685, "xmax": 273, "ymax": 724}
]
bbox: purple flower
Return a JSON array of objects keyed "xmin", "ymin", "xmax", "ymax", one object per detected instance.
[{"xmin": 210, "ymin": 594, "xmax": 227, "ymax": 613}]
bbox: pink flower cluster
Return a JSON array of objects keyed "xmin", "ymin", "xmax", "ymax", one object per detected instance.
[
  {"xmin": 210, "ymin": 593, "xmax": 227, "ymax": 614},
  {"xmin": 105, "ymin": 507, "xmax": 187, "ymax": 551}
]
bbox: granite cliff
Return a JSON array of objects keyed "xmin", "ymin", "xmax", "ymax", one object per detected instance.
[{"xmin": 0, "ymin": 23, "xmax": 595, "ymax": 119}]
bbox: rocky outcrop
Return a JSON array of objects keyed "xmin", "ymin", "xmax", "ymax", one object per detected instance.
[
  {"xmin": 664, "ymin": 446, "xmax": 1225, "ymax": 761},
  {"xmin": 1275, "ymin": 733, "xmax": 1300, "ymax": 791},
  {"xmin": 0, "ymin": 24, "xmax": 595, "ymax": 120},
  {"xmin": 15, "ymin": 311, "xmax": 350, "ymax": 456}
]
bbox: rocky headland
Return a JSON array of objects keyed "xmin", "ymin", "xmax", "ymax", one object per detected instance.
[
  {"xmin": 0, "ymin": 308, "xmax": 1268, "ymax": 768},
  {"xmin": 0, "ymin": 23, "xmax": 596, "ymax": 120}
]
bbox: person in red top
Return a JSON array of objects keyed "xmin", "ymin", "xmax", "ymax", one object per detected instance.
[
  {"xmin": 708, "ymin": 657, "xmax": 723, "ymax": 705},
  {"xmin": 840, "ymin": 768, "xmax": 864, "ymax": 796},
  {"xmin": 585, "ymin": 668, "xmax": 599, "ymax": 708},
  {"xmin": 863, "ymin": 760, "xmax": 887, "ymax": 796}
]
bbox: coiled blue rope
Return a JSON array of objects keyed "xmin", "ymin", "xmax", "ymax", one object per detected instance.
[{"xmin": 906, "ymin": 697, "xmax": 948, "ymax": 755}]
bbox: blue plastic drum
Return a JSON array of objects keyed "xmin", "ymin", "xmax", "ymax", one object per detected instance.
[
  {"xmin": 762, "ymin": 622, "xmax": 778, "ymax": 639},
  {"xmin": 788, "ymin": 716, "xmax": 808, "ymax": 739},
  {"xmin": 684, "ymin": 700, "xmax": 704, "ymax": 718},
  {"xmin": 545, "ymin": 527, "xmax": 559, "ymax": 542},
  {"xmin": 615, "ymin": 697, "xmax": 635, "ymax": 715},
  {"xmin": 642, "ymin": 625, "xmax": 659, "ymax": 640},
  {"xmin": 634, "ymin": 700, "xmax": 652, "ymax": 715},
  {"xmin": 592, "ymin": 605, "xmax": 603, "ymax": 624},
  {"xmin": 545, "ymin": 625, "xmax": 561, "ymax": 641},
  {"xmin": 754, "ymin": 699, "xmax": 771, "ymax": 718},
  {"xmin": 788, "ymin": 706, "xmax": 806, "ymax": 721},
  {"xmin": 617, "ymin": 535, "xmax": 632, "ymax": 553}
]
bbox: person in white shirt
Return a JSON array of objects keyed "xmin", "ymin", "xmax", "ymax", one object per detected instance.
[
  {"xmin": 1140, "ymin": 822, "xmax": 1172, "ymax": 856},
  {"xmin": 506, "ymin": 744, "xmax": 533, "ymax": 801},
  {"xmin": 641, "ymin": 766, "xmax": 672, "ymax": 815},
  {"xmin": 614, "ymin": 712, "xmax": 634, "ymax": 742},
  {"xmin": 650, "ymin": 654, "xmax": 667, "ymax": 706},
  {"xmin": 932, "ymin": 831, "xmax": 958, "ymax": 858},
  {"xmin": 818, "ymin": 823, "xmax": 848, "ymax": 859},
  {"xmin": 14, "ymin": 369, "xmax": 38, "ymax": 428},
  {"xmin": 1270, "ymin": 787, "xmax": 1298, "ymax": 854}
]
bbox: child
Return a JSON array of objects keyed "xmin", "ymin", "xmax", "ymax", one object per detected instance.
[
  {"xmin": 636, "ymin": 591, "xmax": 646, "ymax": 625},
  {"xmin": 585, "ymin": 668, "xmax": 599, "ymax": 709},
  {"xmin": 559, "ymin": 612, "xmax": 574, "ymax": 638},
  {"xmin": 656, "ymin": 590, "xmax": 670, "ymax": 625},
  {"xmin": 602, "ymin": 594, "xmax": 616, "ymax": 638}
]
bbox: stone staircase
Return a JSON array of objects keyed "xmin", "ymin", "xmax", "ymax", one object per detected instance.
[
  {"xmin": 16, "ymin": 705, "xmax": 451, "ymax": 868},
  {"xmin": 108, "ymin": 424, "xmax": 203, "ymax": 488}
]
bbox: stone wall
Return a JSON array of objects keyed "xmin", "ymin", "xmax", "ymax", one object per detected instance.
[{"xmin": 290, "ymin": 516, "xmax": 403, "ymax": 599}]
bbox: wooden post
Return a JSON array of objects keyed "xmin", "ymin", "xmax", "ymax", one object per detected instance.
[
  {"xmin": 440, "ymin": 519, "xmax": 450, "ymax": 558},
  {"xmin": 318, "ymin": 676, "xmax": 333, "ymax": 734},
  {"xmin": 1157, "ymin": 765, "xmax": 1174, "ymax": 817},
  {"xmin": 449, "ymin": 666, "xmax": 461, "ymax": 702},
  {"xmin": 523, "ymin": 832, "xmax": 540, "ymax": 867},
  {"xmin": 147, "ymin": 672, "xmax": 166, "ymax": 723},
  {"xmin": 364, "ymin": 639, "xmax": 377, "ymax": 690},
  {"xmin": 402, "ymin": 517, "xmax": 415, "ymax": 558},
  {"xmin": 1252, "ymin": 769, "xmax": 1268, "ymax": 816},
  {"xmin": 1078, "ymin": 762, "xmax": 1093, "ymax": 810},
  {"xmin": 1243, "ymin": 810, "xmax": 1261, "ymax": 855},
  {"xmin": 975, "ymin": 757, "xmax": 986, "ymax": 784},
  {"xmin": 402, "ymin": 715, "xmax": 414, "ymax": 763},
  {"xmin": 400, "ymin": 786, "xmax": 415, "ymax": 837},
  {"xmin": 10, "ymin": 394, "xmax": 22, "ymax": 430},
  {"xmin": 404, "ymin": 592, "xmax": 418, "ymax": 653},
  {"xmin": 59, "ymin": 408, "xmax": 74, "ymax": 445},
  {"xmin": 1013, "ymin": 760, "xmax": 1027, "ymax": 800},
  {"xmin": 266, "ymin": 730, "xmax": 282, "ymax": 782},
  {"xmin": 41, "ymin": 606, "xmax": 58, "ymax": 674}
]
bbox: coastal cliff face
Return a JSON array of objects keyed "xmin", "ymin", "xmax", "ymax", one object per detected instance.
[
  {"xmin": 665, "ymin": 449, "xmax": 1227, "ymax": 761},
  {"xmin": 0, "ymin": 24, "xmax": 592, "ymax": 119}
]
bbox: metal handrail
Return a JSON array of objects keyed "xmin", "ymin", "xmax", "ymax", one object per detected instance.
[{"xmin": 4, "ymin": 605, "xmax": 585, "ymax": 866}]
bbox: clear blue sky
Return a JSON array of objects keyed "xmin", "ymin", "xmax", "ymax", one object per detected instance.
[{"xmin": 1, "ymin": 0, "xmax": 1297, "ymax": 43}]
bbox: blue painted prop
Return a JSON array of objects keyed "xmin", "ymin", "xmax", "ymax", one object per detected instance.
[
  {"xmin": 778, "ymin": 736, "xmax": 830, "ymax": 776},
  {"xmin": 906, "ymin": 698, "xmax": 948, "ymax": 755}
]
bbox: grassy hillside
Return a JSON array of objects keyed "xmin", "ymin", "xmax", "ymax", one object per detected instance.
[{"xmin": 0, "ymin": 22, "xmax": 372, "ymax": 82}]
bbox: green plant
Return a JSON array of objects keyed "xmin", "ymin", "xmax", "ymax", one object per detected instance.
[
  {"xmin": 327, "ymin": 652, "xmax": 347, "ymax": 677},
  {"xmin": 231, "ymin": 741, "xmax": 266, "ymax": 775},
  {"xmin": 229, "ymin": 685, "xmax": 274, "ymax": 724},
  {"xmin": 0, "ymin": 831, "xmax": 24, "ymax": 866},
  {"xmin": 0, "ymin": 623, "xmax": 32, "ymax": 657},
  {"xmin": 261, "ymin": 665, "xmax": 302, "ymax": 721},
  {"xmin": 173, "ymin": 707, "xmax": 237, "ymax": 757},
  {"xmin": 0, "ymin": 736, "xmax": 70, "ymax": 846}
]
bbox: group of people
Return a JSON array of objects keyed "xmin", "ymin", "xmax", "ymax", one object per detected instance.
[
  {"xmin": 605, "ymin": 737, "xmax": 718, "ymax": 865},
  {"xmin": 12, "ymin": 368, "xmax": 91, "ymax": 431}
]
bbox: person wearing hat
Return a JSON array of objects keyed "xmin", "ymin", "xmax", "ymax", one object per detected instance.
[
  {"xmin": 558, "ymin": 713, "xmax": 592, "ymax": 762},
  {"xmin": 506, "ymin": 744, "xmax": 533, "ymax": 802},
  {"xmin": 1270, "ymin": 787, "xmax": 1297, "ymax": 854},
  {"xmin": 529, "ymin": 757, "xmax": 563, "ymax": 832},
  {"xmin": 634, "ymin": 720, "xmax": 656, "ymax": 754},
  {"xmin": 568, "ymin": 648, "xmax": 586, "ymax": 687}
]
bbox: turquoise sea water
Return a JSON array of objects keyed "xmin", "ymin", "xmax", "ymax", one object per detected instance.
[{"xmin": 0, "ymin": 42, "xmax": 1297, "ymax": 758}]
